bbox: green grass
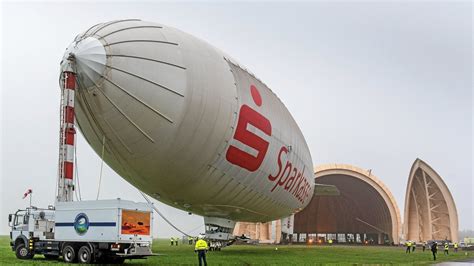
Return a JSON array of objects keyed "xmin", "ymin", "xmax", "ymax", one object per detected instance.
[{"xmin": 1, "ymin": 236, "xmax": 473, "ymax": 265}]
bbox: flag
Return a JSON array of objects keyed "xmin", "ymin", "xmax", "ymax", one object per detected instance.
[{"xmin": 22, "ymin": 189, "xmax": 32, "ymax": 199}]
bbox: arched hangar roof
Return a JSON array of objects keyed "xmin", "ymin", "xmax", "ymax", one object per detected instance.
[
  {"xmin": 293, "ymin": 164, "xmax": 401, "ymax": 244},
  {"xmin": 404, "ymin": 159, "xmax": 458, "ymax": 242}
]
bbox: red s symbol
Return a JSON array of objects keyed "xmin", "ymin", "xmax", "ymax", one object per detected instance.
[{"xmin": 226, "ymin": 85, "xmax": 272, "ymax": 172}]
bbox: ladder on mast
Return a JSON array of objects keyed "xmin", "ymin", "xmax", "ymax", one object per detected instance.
[{"xmin": 57, "ymin": 55, "xmax": 77, "ymax": 202}]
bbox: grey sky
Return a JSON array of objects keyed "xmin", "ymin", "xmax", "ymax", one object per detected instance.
[{"xmin": 1, "ymin": 1, "xmax": 472, "ymax": 238}]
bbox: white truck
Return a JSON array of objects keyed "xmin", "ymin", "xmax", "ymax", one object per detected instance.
[{"xmin": 9, "ymin": 199, "xmax": 154, "ymax": 263}]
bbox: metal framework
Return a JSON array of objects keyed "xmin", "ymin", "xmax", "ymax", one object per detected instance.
[{"xmin": 403, "ymin": 159, "xmax": 458, "ymax": 242}]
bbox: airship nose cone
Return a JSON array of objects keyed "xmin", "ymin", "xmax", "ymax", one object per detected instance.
[{"xmin": 60, "ymin": 36, "xmax": 106, "ymax": 89}]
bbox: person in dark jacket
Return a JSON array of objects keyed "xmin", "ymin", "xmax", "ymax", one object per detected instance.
[{"xmin": 431, "ymin": 242, "xmax": 438, "ymax": 260}]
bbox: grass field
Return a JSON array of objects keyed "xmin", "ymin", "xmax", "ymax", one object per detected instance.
[{"xmin": 1, "ymin": 236, "xmax": 473, "ymax": 265}]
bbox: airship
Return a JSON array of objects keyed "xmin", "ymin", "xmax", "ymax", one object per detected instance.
[{"xmin": 60, "ymin": 19, "xmax": 315, "ymax": 240}]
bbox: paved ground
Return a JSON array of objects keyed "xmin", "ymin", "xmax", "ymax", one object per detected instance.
[{"xmin": 436, "ymin": 260, "xmax": 474, "ymax": 265}]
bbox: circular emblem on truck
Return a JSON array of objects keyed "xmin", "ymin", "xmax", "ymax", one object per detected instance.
[{"xmin": 74, "ymin": 213, "xmax": 89, "ymax": 235}]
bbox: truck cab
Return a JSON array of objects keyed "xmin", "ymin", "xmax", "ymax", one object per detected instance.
[{"xmin": 9, "ymin": 206, "xmax": 56, "ymax": 260}]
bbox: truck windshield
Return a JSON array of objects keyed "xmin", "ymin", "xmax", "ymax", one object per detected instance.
[{"xmin": 14, "ymin": 211, "xmax": 26, "ymax": 226}]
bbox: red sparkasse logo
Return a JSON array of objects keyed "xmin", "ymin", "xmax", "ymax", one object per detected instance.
[
  {"xmin": 225, "ymin": 85, "xmax": 311, "ymax": 204},
  {"xmin": 226, "ymin": 85, "xmax": 271, "ymax": 171}
]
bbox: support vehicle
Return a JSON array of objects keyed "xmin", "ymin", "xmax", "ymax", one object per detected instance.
[{"xmin": 9, "ymin": 199, "xmax": 153, "ymax": 263}]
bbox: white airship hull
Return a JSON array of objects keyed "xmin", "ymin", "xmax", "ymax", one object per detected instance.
[{"xmin": 65, "ymin": 19, "xmax": 314, "ymax": 222}]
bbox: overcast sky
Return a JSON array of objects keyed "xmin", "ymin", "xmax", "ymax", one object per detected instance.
[{"xmin": 1, "ymin": 1, "xmax": 472, "ymax": 238}]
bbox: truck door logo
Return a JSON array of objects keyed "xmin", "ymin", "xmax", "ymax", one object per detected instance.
[
  {"xmin": 226, "ymin": 85, "xmax": 272, "ymax": 171},
  {"xmin": 74, "ymin": 213, "xmax": 90, "ymax": 235}
]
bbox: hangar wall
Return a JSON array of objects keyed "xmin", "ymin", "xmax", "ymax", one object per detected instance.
[
  {"xmin": 233, "ymin": 221, "xmax": 281, "ymax": 243},
  {"xmin": 403, "ymin": 159, "xmax": 459, "ymax": 243},
  {"xmin": 293, "ymin": 164, "xmax": 401, "ymax": 244}
]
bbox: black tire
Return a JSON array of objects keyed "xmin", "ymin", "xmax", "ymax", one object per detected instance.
[
  {"xmin": 44, "ymin": 254, "xmax": 60, "ymax": 260},
  {"xmin": 62, "ymin": 244, "xmax": 76, "ymax": 263},
  {"xmin": 78, "ymin": 245, "xmax": 93, "ymax": 264},
  {"xmin": 15, "ymin": 243, "xmax": 34, "ymax": 260}
]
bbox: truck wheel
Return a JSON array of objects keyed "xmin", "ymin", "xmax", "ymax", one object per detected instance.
[
  {"xmin": 15, "ymin": 243, "xmax": 33, "ymax": 260},
  {"xmin": 78, "ymin": 245, "xmax": 92, "ymax": 264},
  {"xmin": 62, "ymin": 244, "xmax": 76, "ymax": 263}
]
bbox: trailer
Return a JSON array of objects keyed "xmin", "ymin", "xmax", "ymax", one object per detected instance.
[{"xmin": 9, "ymin": 199, "xmax": 153, "ymax": 263}]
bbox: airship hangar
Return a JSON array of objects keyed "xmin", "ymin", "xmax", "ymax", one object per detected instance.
[{"xmin": 234, "ymin": 158, "xmax": 459, "ymax": 245}]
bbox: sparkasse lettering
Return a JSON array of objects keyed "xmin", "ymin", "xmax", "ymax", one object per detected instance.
[{"xmin": 267, "ymin": 146, "xmax": 311, "ymax": 203}]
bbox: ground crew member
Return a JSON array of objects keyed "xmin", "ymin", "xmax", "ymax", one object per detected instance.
[
  {"xmin": 188, "ymin": 236, "xmax": 194, "ymax": 245},
  {"xmin": 170, "ymin": 237, "xmax": 174, "ymax": 246},
  {"xmin": 195, "ymin": 235, "xmax": 208, "ymax": 266},
  {"xmin": 412, "ymin": 241, "xmax": 416, "ymax": 252},
  {"xmin": 328, "ymin": 239, "xmax": 333, "ymax": 245},
  {"xmin": 406, "ymin": 241, "xmax": 411, "ymax": 254},
  {"xmin": 444, "ymin": 242, "xmax": 449, "ymax": 255},
  {"xmin": 454, "ymin": 242, "xmax": 458, "ymax": 252},
  {"xmin": 431, "ymin": 242, "xmax": 438, "ymax": 260},
  {"xmin": 176, "ymin": 237, "xmax": 179, "ymax": 246},
  {"xmin": 422, "ymin": 241, "xmax": 426, "ymax": 252}
]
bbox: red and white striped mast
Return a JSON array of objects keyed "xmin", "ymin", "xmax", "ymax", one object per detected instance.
[{"xmin": 57, "ymin": 54, "xmax": 77, "ymax": 202}]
